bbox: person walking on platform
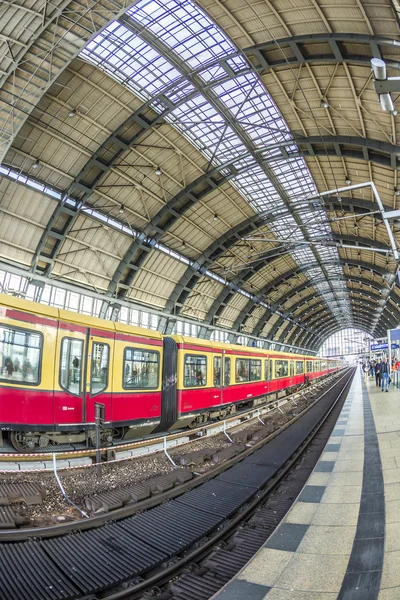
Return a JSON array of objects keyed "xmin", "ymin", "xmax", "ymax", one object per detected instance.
[
  {"xmin": 375, "ymin": 359, "xmax": 382, "ymax": 387},
  {"xmin": 381, "ymin": 357, "xmax": 390, "ymax": 392}
]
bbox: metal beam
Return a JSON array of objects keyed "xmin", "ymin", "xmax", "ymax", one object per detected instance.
[
  {"xmin": 301, "ymin": 315, "xmax": 387, "ymax": 350},
  {"xmin": 244, "ymin": 33, "xmax": 400, "ymax": 73},
  {"xmin": 232, "ymin": 259, "xmax": 392, "ymax": 339},
  {"xmin": 298, "ymin": 310, "xmax": 391, "ymax": 348},
  {"xmin": 165, "ymin": 192, "xmax": 390, "ymax": 314},
  {"xmin": 283, "ymin": 292, "xmax": 399, "ymax": 344},
  {"xmin": 252, "ymin": 272, "xmax": 397, "ymax": 342},
  {"xmin": 297, "ymin": 310, "xmax": 387, "ymax": 348}
]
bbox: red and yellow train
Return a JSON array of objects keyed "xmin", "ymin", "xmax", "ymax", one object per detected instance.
[{"xmin": 0, "ymin": 293, "xmax": 345, "ymax": 450}]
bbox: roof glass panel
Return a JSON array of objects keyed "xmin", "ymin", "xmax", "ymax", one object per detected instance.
[
  {"xmin": 79, "ymin": 0, "xmax": 352, "ymax": 326},
  {"xmin": 82, "ymin": 21, "xmax": 181, "ymax": 101}
]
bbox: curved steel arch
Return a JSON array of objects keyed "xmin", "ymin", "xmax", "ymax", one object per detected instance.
[
  {"xmin": 296, "ymin": 311, "xmax": 387, "ymax": 350},
  {"xmin": 284, "ymin": 292, "xmax": 399, "ymax": 345},
  {"xmin": 292, "ymin": 303, "xmax": 379, "ymax": 337},
  {"xmin": 165, "ymin": 194, "xmax": 385, "ymax": 315},
  {"xmin": 236, "ymin": 236, "xmax": 391, "ymax": 332},
  {"xmin": 238, "ymin": 259, "xmax": 390, "ymax": 340},
  {"xmin": 286, "ymin": 294, "xmax": 400, "ymax": 344},
  {"xmin": 259, "ymin": 274, "xmax": 396, "ymax": 343},
  {"xmin": 306, "ymin": 317, "xmax": 384, "ymax": 350},
  {"xmin": 273, "ymin": 285, "xmax": 385, "ymax": 344},
  {"xmin": 104, "ymin": 136, "xmax": 399, "ymax": 304},
  {"xmin": 298, "ymin": 309, "xmax": 390, "ymax": 348},
  {"xmin": 244, "ymin": 33, "xmax": 400, "ymax": 74},
  {"xmin": 285, "ymin": 294, "xmax": 391, "ymax": 337}
]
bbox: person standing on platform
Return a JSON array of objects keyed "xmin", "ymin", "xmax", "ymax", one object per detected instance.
[
  {"xmin": 375, "ymin": 359, "xmax": 382, "ymax": 387},
  {"xmin": 363, "ymin": 361, "xmax": 368, "ymax": 381},
  {"xmin": 381, "ymin": 357, "xmax": 390, "ymax": 392}
]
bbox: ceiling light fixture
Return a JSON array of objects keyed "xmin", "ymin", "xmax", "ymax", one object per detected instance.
[
  {"xmin": 181, "ymin": 241, "xmax": 186, "ymax": 248},
  {"xmin": 155, "ymin": 167, "xmax": 162, "ymax": 176},
  {"xmin": 213, "ymin": 213, "xmax": 219, "ymax": 221},
  {"xmin": 320, "ymin": 98, "xmax": 329, "ymax": 109},
  {"xmin": 394, "ymin": 187, "xmax": 400, "ymax": 197},
  {"xmin": 345, "ymin": 177, "xmax": 351, "ymax": 185},
  {"xmin": 119, "ymin": 204, "xmax": 124, "ymax": 214},
  {"xmin": 68, "ymin": 109, "xmax": 77, "ymax": 118},
  {"xmin": 32, "ymin": 159, "xmax": 39, "ymax": 169}
]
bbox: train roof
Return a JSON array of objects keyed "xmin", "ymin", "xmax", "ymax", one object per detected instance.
[
  {"xmin": 169, "ymin": 334, "xmax": 324, "ymax": 359},
  {"xmin": 0, "ymin": 293, "xmax": 163, "ymax": 341}
]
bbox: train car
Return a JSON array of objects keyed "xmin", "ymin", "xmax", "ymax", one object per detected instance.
[
  {"xmin": 0, "ymin": 293, "xmax": 163, "ymax": 450},
  {"xmin": 0, "ymin": 293, "xmax": 345, "ymax": 450},
  {"xmin": 163, "ymin": 336, "xmax": 342, "ymax": 431}
]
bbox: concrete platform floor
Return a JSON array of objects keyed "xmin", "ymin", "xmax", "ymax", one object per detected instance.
[{"xmin": 211, "ymin": 368, "xmax": 400, "ymax": 600}]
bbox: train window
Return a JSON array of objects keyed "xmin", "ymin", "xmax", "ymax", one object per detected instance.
[
  {"xmin": 91, "ymin": 342, "xmax": 109, "ymax": 395},
  {"xmin": 214, "ymin": 356, "xmax": 222, "ymax": 387},
  {"xmin": 306, "ymin": 360, "xmax": 312, "ymax": 373},
  {"xmin": 0, "ymin": 325, "xmax": 42, "ymax": 386},
  {"xmin": 236, "ymin": 358, "xmax": 249, "ymax": 382},
  {"xmin": 60, "ymin": 337, "xmax": 84, "ymax": 395},
  {"xmin": 224, "ymin": 357, "xmax": 230, "ymax": 387},
  {"xmin": 265, "ymin": 359, "xmax": 269, "ymax": 380},
  {"xmin": 123, "ymin": 348, "xmax": 159, "ymax": 390},
  {"xmin": 275, "ymin": 360, "xmax": 288, "ymax": 378},
  {"xmin": 184, "ymin": 355, "xmax": 207, "ymax": 387},
  {"xmin": 290, "ymin": 360, "xmax": 294, "ymax": 377},
  {"xmin": 250, "ymin": 359, "xmax": 261, "ymax": 381},
  {"xmin": 296, "ymin": 361, "xmax": 304, "ymax": 375}
]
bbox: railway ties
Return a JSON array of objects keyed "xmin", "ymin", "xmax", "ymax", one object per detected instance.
[{"xmin": 0, "ymin": 369, "xmax": 354, "ymax": 600}]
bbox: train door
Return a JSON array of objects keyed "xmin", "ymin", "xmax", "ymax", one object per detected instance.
[
  {"xmin": 213, "ymin": 354, "xmax": 223, "ymax": 405},
  {"xmin": 54, "ymin": 327, "xmax": 88, "ymax": 425},
  {"xmin": 221, "ymin": 354, "xmax": 231, "ymax": 404},
  {"xmin": 85, "ymin": 332, "xmax": 113, "ymax": 423},
  {"xmin": 289, "ymin": 359, "xmax": 295, "ymax": 387}
]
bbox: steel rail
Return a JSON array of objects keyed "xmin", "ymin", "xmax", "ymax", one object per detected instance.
[
  {"xmin": 0, "ymin": 373, "xmax": 337, "ymax": 466},
  {"xmin": 105, "ymin": 367, "xmax": 355, "ymax": 600},
  {"xmin": 0, "ymin": 368, "xmax": 350, "ymax": 542}
]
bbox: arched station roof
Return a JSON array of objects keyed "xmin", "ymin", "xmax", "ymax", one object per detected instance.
[{"xmin": 0, "ymin": 0, "xmax": 399, "ymax": 351}]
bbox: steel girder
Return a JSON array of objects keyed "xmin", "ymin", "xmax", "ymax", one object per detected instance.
[
  {"xmin": 250, "ymin": 269, "xmax": 395, "ymax": 342},
  {"xmin": 298, "ymin": 307, "xmax": 391, "ymax": 347},
  {"xmin": 216, "ymin": 258, "xmax": 392, "ymax": 340},
  {"xmin": 286, "ymin": 300, "xmax": 393, "ymax": 348},
  {"xmin": 300, "ymin": 312, "xmax": 389, "ymax": 350},
  {"xmin": 97, "ymin": 136, "xmax": 399, "ymax": 309},
  {"xmin": 233, "ymin": 234, "xmax": 391, "ymax": 330},
  {"xmin": 294, "ymin": 300, "xmax": 384, "ymax": 333},
  {"xmin": 29, "ymin": 17, "xmax": 256, "ymax": 277},
  {"xmin": 244, "ymin": 33, "xmax": 400, "ymax": 73},
  {"xmin": 296, "ymin": 306, "xmax": 388, "ymax": 346},
  {"xmin": 248, "ymin": 274, "xmax": 387, "ymax": 340},
  {"xmin": 283, "ymin": 291, "xmax": 399, "ymax": 343},
  {"xmin": 165, "ymin": 194, "xmax": 387, "ymax": 315},
  {"xmin": 302, "ymin": 315, "xmax": 387, "ymax": 351}
]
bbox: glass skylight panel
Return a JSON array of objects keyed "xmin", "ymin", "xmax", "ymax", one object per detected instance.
[
  {"xmin": 79, "ymin": 0, "xmax": 352, "ymax": 325},
  {"xmin": 82, "ymin": 21, "xmax": 181, "ymax": 101},
  {"xmin": 130, "ymin": 0, "xmax": 236, "ymax": 69}
]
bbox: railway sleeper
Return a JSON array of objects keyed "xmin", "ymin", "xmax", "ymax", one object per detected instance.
[
  {"xmin": 174, "ymin": 448, "xmax": 216, "ymax": 466},
  {"xmin": 0, "ymin": 483, "xmax": 43, "ymax": 506},
  {"xmin": 86, "ymin": 469, "xmax": 193, "ymax": 513},
  {"xmin": 211, "ymin": 444, "xmax": 245, "ymax": 464}
]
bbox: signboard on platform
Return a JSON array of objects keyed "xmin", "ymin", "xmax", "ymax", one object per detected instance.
[{"xmin": 371, "ymin": 343, "xmax": 399, "ymax": 350}]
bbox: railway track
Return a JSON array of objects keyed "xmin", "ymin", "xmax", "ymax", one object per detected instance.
[
  {"xmin": 0, "ymin": 368, "xmax": 354, "ymax": 600},
  {"xmin": 0, "ymin": 372, "xmax": 341, "ymax": 471}
]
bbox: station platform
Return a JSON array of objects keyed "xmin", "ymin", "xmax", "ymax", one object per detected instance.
[{"xmin": 211, "ymin": 368, "xmax": 400, "ymax": 600}]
